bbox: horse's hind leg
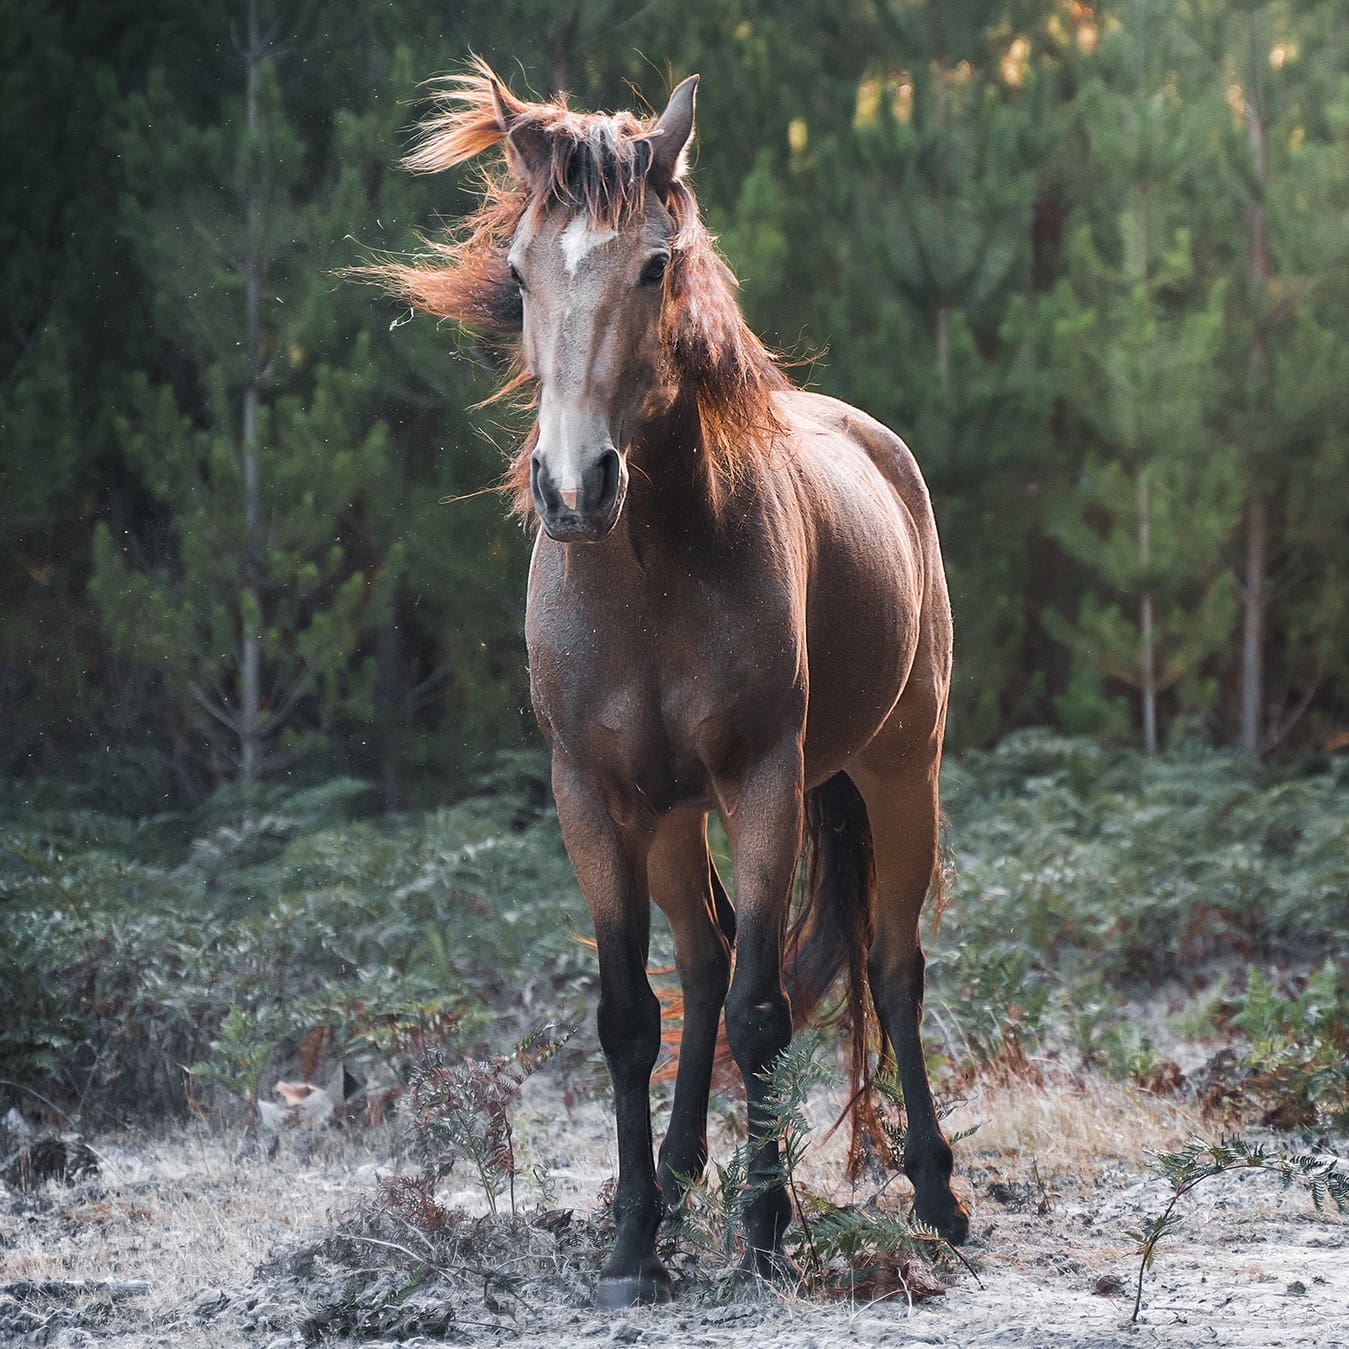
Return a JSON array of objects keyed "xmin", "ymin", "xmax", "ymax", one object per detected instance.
[
  {"xmin": 849, "ymin": 747, "xmax": 970, "ymax": 1244},
  {"xmin": 649, "ymin": 811, "xmax": 733, "ymax": 1214}
]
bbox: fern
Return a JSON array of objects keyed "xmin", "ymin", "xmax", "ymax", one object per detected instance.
[
  {"xmin": 676, "ymin": 1036, "xmax": 962, "ymax": 1296},
  {"xmin": 409, "ymin": 1020, "xmax": 576, "ymax": 1216},
  {"xmin": 185, "ymin": 1005, "xmax": 277, "ymax": 1128},
  {"xmin": 1131, "ymin": 1134, "xmax": 1349, "ymax": 1321}
]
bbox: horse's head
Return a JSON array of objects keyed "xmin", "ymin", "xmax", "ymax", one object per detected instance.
[
  {"xmin": 375, "ymin": 66, "xmax": 783, "ymax": 533},
  {"xmin": 495, "ymin": 77, "xmax": 697, "ymax": 542}
]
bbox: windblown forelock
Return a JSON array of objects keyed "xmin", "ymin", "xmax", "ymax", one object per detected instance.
[{"xmin": 531, "ymin": 112, "xmax": 653, "ymax": 225}]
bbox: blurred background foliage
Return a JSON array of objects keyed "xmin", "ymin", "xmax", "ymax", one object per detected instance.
[
  {"xmin": 2, "ymin": 734, "xmax": 1344, "ymax": 1126},
  {"xmin": 3, "ymin": 0, "xmax": 1348, "ymax": 804},
  {"xmin": 2, "ymin": 2, "xmax": 1348, "ymax": 1131}
]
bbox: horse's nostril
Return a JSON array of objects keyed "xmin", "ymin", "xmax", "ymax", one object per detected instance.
[
  {"xmin": 530, "ymin": 452, "xmax": 559, "ymax": 514},
  {"xmin": 597, "ymin": 449, "xmax": 620, "ymax": 511}
]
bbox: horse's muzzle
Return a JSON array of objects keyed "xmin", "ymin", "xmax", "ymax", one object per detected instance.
[{"xmin": 531, "ymin": 448, "xmax": 627, "ymax": 542}]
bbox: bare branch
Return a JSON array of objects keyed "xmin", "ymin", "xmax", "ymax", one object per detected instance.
[
  {"xmin": 265, "ymin": 664, "xmax": 313, "ymax": 732},
  {"xmin": 190, "ymin": 682, "xmax": 241, "ymax": 735}
]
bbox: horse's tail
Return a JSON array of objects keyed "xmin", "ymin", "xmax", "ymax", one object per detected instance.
[{"xmin": 783, "ymin": 772, "xmax": 879, "ymax": 1167}]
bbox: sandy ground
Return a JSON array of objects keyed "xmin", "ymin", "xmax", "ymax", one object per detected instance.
[{"xmin": 2, "ymin": 1070, "xmax": 1345, "ymax": 1348}]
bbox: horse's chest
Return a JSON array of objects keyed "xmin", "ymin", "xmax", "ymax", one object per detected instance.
[{"xmin": 527, "ymin": 580, "xmax": 798, "ymax": 804}]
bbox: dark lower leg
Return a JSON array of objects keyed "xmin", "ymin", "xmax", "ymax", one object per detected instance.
[
  {"xmin": 718, "ymin": 745, "xmax": 804, "ymax": 1278},
  {"xmin": 725, "ymin": 947, "xmax": 795, "ymax": 1276},
  {"xmin": 596, "ymin": 953, "xmax": 669, "ymax": 1303},
  {"xmin": 656, "ymin": 924, "xmax": 730, "ymax": 1211},
  {"xmin": 647, "ymin": 822, "xmax": 733, "ymax": 1213},
  {"xmin": 553, "ymin": 764, "xmax": 671, "ymax": 1304},
  {"xmin": 870, "ymin": 947, "xmax": 968, "ymax": 1243}
]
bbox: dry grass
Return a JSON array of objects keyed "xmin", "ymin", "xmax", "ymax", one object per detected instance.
[
  {"xmin": 0, "ymin": 1127, "xmax": 383, "ymax": 1325},
  {"xmin": 2, "ymin": 1072, "xmax": 1344, "ymax": 1348},
  {"xmin": 948, "ymin": 1068, "xmax": 1209, "ymax": 1182}
]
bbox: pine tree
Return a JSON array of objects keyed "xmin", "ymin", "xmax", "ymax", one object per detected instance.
[
  {"xmin": 90, "ymin": 1, "xmax": 396, "ymax": 786},
  {"xmin": 1199, "ymin": 0, "xmax": 1349, "ymax": 751},
  {"xmin": 0, "ymin": 0, "xmax": 165, "ymax": 775},
  {"xmin": 785, "ymin": 3, "xmax": 1063, "ymax": 743},
  {"xmin": 1043, "ymin": 0, "xmax": 1240, "ymax": 750}
]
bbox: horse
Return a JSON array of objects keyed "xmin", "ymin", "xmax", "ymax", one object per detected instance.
[{"xmin": 371, "ymin": 60, "xmax": 969, "ymax": 1307}]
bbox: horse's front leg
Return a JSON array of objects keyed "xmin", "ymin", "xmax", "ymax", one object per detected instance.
[
  {"xmin": 720, "ymin": 739, "xmax": 804, "ymax": 1281},
  {"xmin": 650, "ymin": 811, "xmax": 733, "ymax": 1215},
  {"xmin": 553, "ymin": 762, "xmax": 668, "ymax": 1308}
]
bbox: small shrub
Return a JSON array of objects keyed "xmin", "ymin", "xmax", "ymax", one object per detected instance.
[
  {"xmin": 406, "ymin": 1021, "xmax": 576, "ymax": 1216},
  {"xmin": 185, "ymin": 1004, "xmax": 277, "ymax": 1127},
  {"xmin": 1227, "ymin": 962, "xmax": 1349, "ymax": 1130},
  {"xmin": 1131, "ymin": 1134, "xmax": 1349, "ymax": 1321}
]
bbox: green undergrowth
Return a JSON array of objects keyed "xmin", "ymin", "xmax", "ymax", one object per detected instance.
[
  {"xmin": 0, "ymin": 751, "xmax": 596, "ymax": 1122},
  {"xmin": 928, "ymin": 732, "xmax": 1349, "ymax": 1130},
  {"xmin": 2, "ymin": 732, "xmax": 1346, "ymax": 1131}
]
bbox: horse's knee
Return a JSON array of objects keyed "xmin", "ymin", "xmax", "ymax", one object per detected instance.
[
  {"xmin": 598, "ymin": 984, "xmax": 661, "ymax": 1078},
  {"xmin": 724, "ymin": 980, "xmax": 791, "ymax": 1077}
]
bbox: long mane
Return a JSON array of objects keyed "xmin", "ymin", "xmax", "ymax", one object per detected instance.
[{"xmin": 365, "ymin": 59, "xmax": 789, "ymax": 514}]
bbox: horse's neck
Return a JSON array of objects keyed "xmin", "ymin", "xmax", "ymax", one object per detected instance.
[{"xmin": 621, "ymin": 391, "xmax": 721, "ymax": 540}]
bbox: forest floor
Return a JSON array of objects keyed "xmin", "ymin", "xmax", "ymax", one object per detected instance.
[{"xmin": 2, "ymin": 1067, "xmax": 1345, "ymax": 1349}]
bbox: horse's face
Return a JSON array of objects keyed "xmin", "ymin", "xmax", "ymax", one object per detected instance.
[
  {"xmin": 499, "ymin": 77, "xmax": 697, "ymax": 543},
  {"xmin": 509, "ymin": 193, "xmax": 675, "ymax": 542}
]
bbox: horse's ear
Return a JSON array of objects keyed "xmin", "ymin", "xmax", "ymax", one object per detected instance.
[
  {"xmin": 489, "ymin": 75, "xmax": 548, "ymax": 184},
  {"xmin": 645, "ymin": 74, "xmax": 698, "ymax": 196}
]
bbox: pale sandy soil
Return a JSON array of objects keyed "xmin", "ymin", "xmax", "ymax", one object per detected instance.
[{"xmin": 2, "ymin": 1070, "xmax": 1345, "ymax": 1348}]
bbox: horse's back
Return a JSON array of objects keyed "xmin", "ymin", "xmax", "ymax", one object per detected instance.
[{"xmin": 776, "ymin": 391, "xmax": 942, "ymax": 560}]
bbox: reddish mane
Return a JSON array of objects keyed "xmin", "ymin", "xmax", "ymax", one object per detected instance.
[{"xmin": 365, "ymin": 59, "xmax": 788, "ymax": 515}]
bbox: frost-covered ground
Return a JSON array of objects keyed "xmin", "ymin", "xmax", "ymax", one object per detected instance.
[{"xmin": 3, "ymin": 1071, "xmax": 1344, "ymax": 1348}]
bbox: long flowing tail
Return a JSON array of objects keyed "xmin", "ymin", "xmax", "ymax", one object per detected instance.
[
  {"xmin": 784, "ymin": 772, "xmax": 879, "ymax": 1164},
  {"xmin": 784, "ymin": 772, "xmax": 875, "ymax": 1028}
]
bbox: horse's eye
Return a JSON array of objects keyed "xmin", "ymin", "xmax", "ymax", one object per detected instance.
[
  {"xmin": 639, "ymin": 254, "xmax": 669, "ymax": 287},
  {"xmin": 509, "ymin": 263, "xmax": 527, "ymax": 293}
]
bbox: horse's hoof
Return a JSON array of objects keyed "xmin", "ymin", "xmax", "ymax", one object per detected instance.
[
  {"xmin": 915, "ymin": 1192, "xmax": 971, "ymax": 1246},
  {"xmin": 595, "ymin": 1263, "xmax": 672, "ymax": 1308}
]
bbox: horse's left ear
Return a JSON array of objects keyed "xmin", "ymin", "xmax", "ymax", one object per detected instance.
[
  {"xmin": 488, "ymin": 74, "xmax": 549, "ymax": 184},
  {"xmin": 645, "ymin": 74, "xmax": 698, "ymax": 196}
]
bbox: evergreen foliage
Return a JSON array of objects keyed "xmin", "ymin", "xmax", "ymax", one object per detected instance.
[
  {"xmin": 1, "ymin": 0, "xmax": 1347, "ymax": 793},
  {"xmin": 3, "ymin": 735, "xmax": 1343, "ymax": 1131}
]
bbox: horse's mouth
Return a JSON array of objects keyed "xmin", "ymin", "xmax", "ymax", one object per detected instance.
[{"xmin": 538, "ymin": 475, "xmax": 627, "ymax": 543}]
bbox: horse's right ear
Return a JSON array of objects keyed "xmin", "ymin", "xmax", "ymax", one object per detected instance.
[
  {"xmin": 645, "ymin": 74, "xmax": 698, "ymax": 197},
  {"xmin": 490, "ymin": 77, "xmax": 548, "ymax": 185}
]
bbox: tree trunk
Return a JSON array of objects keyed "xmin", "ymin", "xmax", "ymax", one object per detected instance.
[
  {"xmin": 1139, "ymin": 466, "xmax": 1157, "ymax": 755},
  {"xmin": 930, "ymin": 13, "xmax": 950, "ymax": 389},
  {"xmin": 1240, "ymin": 494, "xmax": 1266, "ymax": 755},
  {"xmin": 1239, "ymin": 30, "xmax": 1269, "ymax": 758},
  {"xmin": 551, "ymin": 11, "xmax": 577, "ymax": 95},
  {"xmin": 240, "ymin": 0, "xmax": 264, "ymax": 786},
  {"xmin": 374, "ymin": 617, "xmax": 405, "ymax": 812}
]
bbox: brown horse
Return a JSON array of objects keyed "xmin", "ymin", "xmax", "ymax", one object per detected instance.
[{"xmin": 373, "ymin": 62, "xmax": 969, "ymax": 1306}]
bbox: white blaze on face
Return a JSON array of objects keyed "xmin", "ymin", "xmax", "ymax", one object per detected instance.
[
  {"xmin": 560, "ymin": 215, "xmax": 616, "ymax": 277},
  {"xmin": 537, "ymin": 394, "xmax": 608, "ymax": 512}
]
